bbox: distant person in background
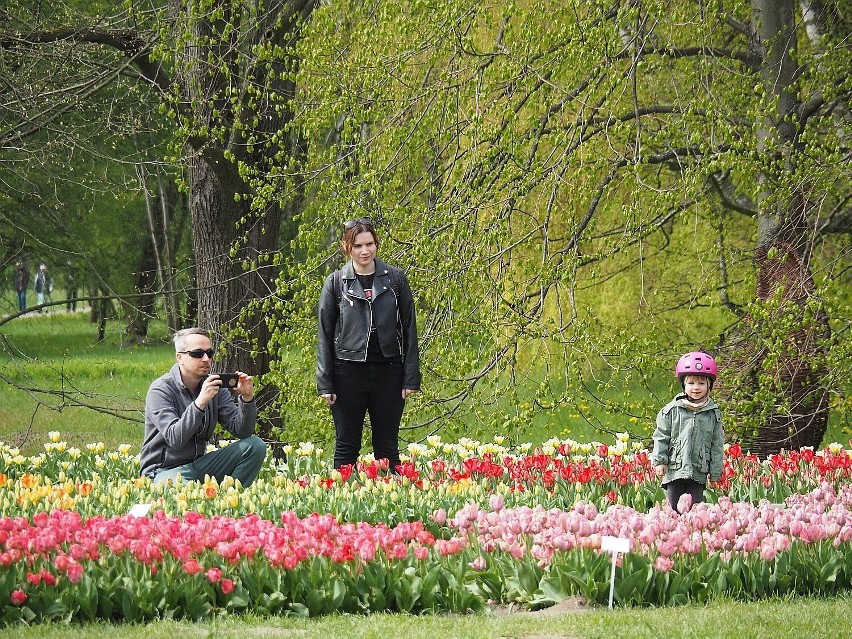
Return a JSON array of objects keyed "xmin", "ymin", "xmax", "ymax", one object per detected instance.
[
  {"xmin": 140, "ymin": 327, "xmax": 267, "ymax": 486},
  {"xmin": 13, "ymin": 261, "xmax": 29, "ymax": 312},
  {"xmin": 34, "ymin": 263, "xmax": 52, "ymax": 313},
  {"xmin": 65, "ymin": 261, "xmax": 78, "ymax": 312}
]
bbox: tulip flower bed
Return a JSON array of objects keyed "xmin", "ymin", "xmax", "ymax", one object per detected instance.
[{"xmin": 1, "ymin": 433, "xmax": 851, "ymax": 625}]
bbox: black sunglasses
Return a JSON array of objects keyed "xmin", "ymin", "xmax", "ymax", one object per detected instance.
[
  {"xmin": 344, "ymin": 217, "xmax": 374, "ymax": 230},
  {"xmin": 179, "ymin": 348, "xmax": 215, "ymax": 359}
]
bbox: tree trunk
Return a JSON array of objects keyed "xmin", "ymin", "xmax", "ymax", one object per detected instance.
[
  {"xmin": 720, "ymin": 0, "xmax": 830, "ymax": 456},
  {"xmin": 123, "ymin": 233, "xmax": 157, "ymax": 344},
  {"xmin": 188, "ymin": 153, "xmax": 286, "ymax": 438},
  {"xmin": 174, "ymin": 1, "xmax": 315, "ymax": 441},
  {"xmin": 155, "ymin": 167, "xmax": 183, "ymax": 333}
]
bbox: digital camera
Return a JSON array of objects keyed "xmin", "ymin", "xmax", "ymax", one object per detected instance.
[{"xmin": 212, "ymin": 373, "xmax": 239, "ymax": 389}]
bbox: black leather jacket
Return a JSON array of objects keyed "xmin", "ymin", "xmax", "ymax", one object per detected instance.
[{"xmin": 317, "ymin": 258, "xmax": 421, "ymax": 394}]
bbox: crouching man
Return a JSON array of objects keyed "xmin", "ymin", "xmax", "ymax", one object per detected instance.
[{"xmin": 140, "ymin": 327, "xmax": 267, "ymax": 486}]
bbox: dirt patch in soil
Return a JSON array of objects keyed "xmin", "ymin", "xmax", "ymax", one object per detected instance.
[
  {"xmin": 490, "ymin": 597, "xmax": 592, "ymax": 639},
  {"xmin": 489, "ymin": 595, "xmax": 592, "ymax": 616},
  {"xmin": 228, "ymin": 629, "xmax": 308, "ymax": 637}
]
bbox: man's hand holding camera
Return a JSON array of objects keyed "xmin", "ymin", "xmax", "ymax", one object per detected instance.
[
  {"xmin": 232, "ymin": 372, "xmax": 254, "ymax": 402},
  {"xmin": 195, "ymin": 372, "xmax": 254, "ymax": 410}
]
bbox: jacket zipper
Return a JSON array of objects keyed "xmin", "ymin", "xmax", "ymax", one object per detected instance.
[
  {"xmin": 363, "ymin": 300, "xmax": 372, "ymax": 362},
  {"xmin": 392, "ymin": 287, "xmax": 403, "ymax": 358}
]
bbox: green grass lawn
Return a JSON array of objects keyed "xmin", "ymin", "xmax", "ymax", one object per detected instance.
[
  {"xmin": 1, "ymin": 311, "xmax": 848, "ymax": 455},
  {"xmin": 0, "ymin": 312, "xmax": 171, "ymax": 453},
  {"xmin": 0, "ymin": 596, "xmax": 849, "ymax": 638}
]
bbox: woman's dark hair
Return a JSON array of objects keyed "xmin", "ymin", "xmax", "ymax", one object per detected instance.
[{"xmin": 341, "ymin": 217, "xmax": 379, "ymax": 254}]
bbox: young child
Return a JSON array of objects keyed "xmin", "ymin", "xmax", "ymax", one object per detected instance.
[{"xmin": 651, "ymin": 351, "xmax": 724, "ymax": 512}]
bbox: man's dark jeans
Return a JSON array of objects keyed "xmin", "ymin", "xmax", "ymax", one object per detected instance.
[{"xmin": 330, "ymin": 359, "xmax": 404, "ymax": 470}]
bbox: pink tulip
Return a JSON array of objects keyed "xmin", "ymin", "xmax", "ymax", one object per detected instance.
[
  {"xmin": 638, "ymin": 526, "xmax": 656, "ymax": 546},
  {"xmin": 356, "ymin": 541, "xmax": 377, "ymax": 562},
  {"xmin": 507, "ymin": 541, "xmax": 525, "ymax": 559},
  {"xmin": 736, "ymin": 533, "xmax": 759, "ymax": 553},
  {"xmin": 431, "ymin": 509, "xmax": 447, "ymax": 526},
  {"xmin": 685, "ymin": 507, "xmax": 710, "ymax": 531},
  {"xmin": 106, "ymin": 538, "xmax": 127, "ymax": 554},
  {"xmin": 54, "ymin": 554, "xmax": 71, "ymax": 572},
  {"xmin": 389, "ymin": 543, "xmax": 408, "ymax": 560},
  {"xmin": 67, "ymin": 562, "xmax": 84, "ymax": 584},
  {"xmin": 552, "ymin": 534, "xmax": 574, "ymax": 551},
  {"xmin": 69, "ymin": 543, "xmax": 87, "ymax": 561},
  {"xmin": 655, "ymin": 539, "xmax": 677, "ymax": 558},
  {"xmin": 759, "ymin": 541, "xmax": 777, "ymax": 561},
  {"xmin": 681, "ymin": 533, "xmax": 703, "ymax": 555},
  {"xmin": 654, "ymin": 556, "xmax": 674, "ymax": 572},
  {"xmin": 719, "ymin": 519, "xmax": 738, "ymax": 542}
]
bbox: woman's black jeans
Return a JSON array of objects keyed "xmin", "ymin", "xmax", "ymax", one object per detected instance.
[{"xmin": 330, "ymin": 359, "xmax": 405, "ymax": 471}]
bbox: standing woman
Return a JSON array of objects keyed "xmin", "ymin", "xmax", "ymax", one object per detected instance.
[{"xmin": 317, "ymin": 217, "xmax": 421, "ymax": 471}]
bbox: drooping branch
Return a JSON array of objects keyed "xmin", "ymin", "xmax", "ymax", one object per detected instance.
[
  {"xmin": 708, "ymin": 170, "xmax": 758, "ymax": 217},
  {"xmin": 815, "ymin": 200, "xmax": 852, "ymax": 235},
  {"xmin": 1, "ymin": 28, "xmax": 171, "ymax": 94},
  {"xmin": 615, "ymin": 44, "xmax": 759, "ymax": 68},
  {"xmin": 1, "ymin": 25, "xmax": 253, "ymax": 193}
]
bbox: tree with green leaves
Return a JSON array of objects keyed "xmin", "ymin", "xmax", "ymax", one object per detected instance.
[
  {"xmin": 264, "ymin": 0, "xmax": 851, "ymax": 454},
  {"xmin": 2, "ymin": 1, "xmax": 318, "ymax": 433},
  {"xmin": 0, "ymin": 1, "xmax": 180, "ymax": 332}
]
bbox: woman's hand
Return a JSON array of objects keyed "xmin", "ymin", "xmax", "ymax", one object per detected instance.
[
  {"xmin": 654, "ymin": 464, "xmax": 666, "ymax": 478},
  {"xmin": 402, "ymin": 388, "xmax": 417, "ymax": 400},
  {"xmin": 321, "ymin": 393, "xmax": 336, "ymax": 406}
]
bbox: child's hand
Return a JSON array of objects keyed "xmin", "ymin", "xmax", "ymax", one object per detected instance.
[{"xmin": 654, "ymin": 464, "xmax": 666, "ymax": 478}]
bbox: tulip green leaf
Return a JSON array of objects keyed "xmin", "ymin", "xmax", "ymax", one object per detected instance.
[
  {"xmin": 286, "ymin": 602, "xmax": 310, "ymax": 618},
  {"xmin": 618, "ymin": 558, "xmax": 653, "ymax": 605}
]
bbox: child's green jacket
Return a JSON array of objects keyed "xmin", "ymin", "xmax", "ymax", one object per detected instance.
[{"xmin": 651, "ymin": 394, "xmax": 724, "ymax": 486}]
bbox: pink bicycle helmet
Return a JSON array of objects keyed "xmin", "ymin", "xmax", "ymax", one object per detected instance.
[{"xmin": 676, "ymin": 351, "xmax": 717, "ymax": 386}]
